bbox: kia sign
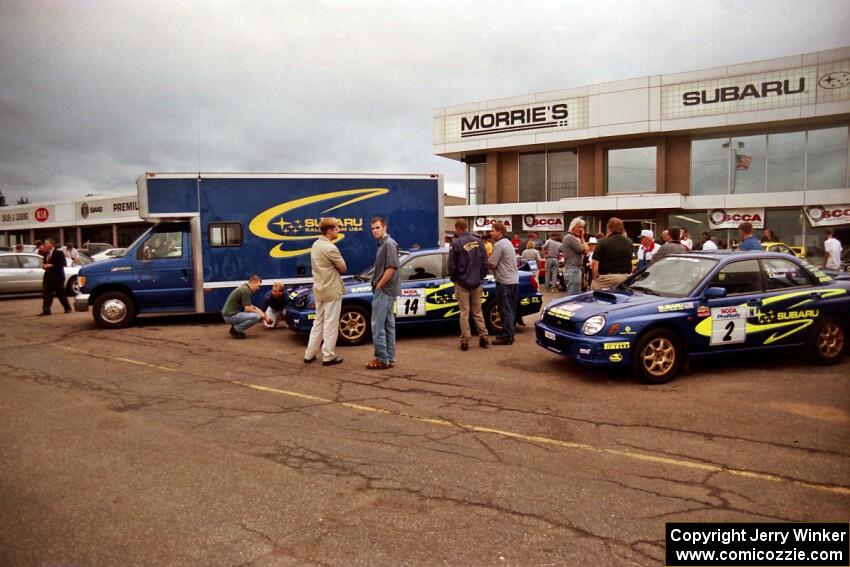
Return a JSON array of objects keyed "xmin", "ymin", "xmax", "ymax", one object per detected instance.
[
  {"xmin": 522, "ymin": 214, "xmax": 565, "ymax": 231},
  {"xmin": 708, "ymin": 208, "xmax": 764, "ymax": 230},
  {"xmin": 473, "ymin": 216, "xmax": 512, "ymax": 232},
  {"xmin": 34, "ymin": 207, "xmax": 50, "ymax": 222},
  {"xmin": 805, "ymin": 205, "xmax": 850, "ymax": 227}
]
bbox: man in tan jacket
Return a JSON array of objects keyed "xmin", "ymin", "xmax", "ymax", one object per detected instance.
[{"xmin": 304, "ymin": 218, "xmax": 347, "ymax": 366}]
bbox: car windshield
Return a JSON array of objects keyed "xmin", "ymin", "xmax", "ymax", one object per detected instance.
[
  {"xmin": 625, "ymin": 256, "xmax": 718, "ymax": 297},
  {"xmin": 355, "ymin": 251, "xmax": 411, "ymax": 281}
]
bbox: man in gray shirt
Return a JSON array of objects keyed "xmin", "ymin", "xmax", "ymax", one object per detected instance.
[
  {"xmin": 542, "ymin": 233, "xmax": 562, "ymax": 292},
  {"xmin": 488, "ymin": 221, "xmax": 519, "ymax": 345},
  {"xmin": 367, "ymin": 216, "xmax": 400, "ymax": 370},
  {"xmin": 651, "ymin": 226, "xmax": 688, "ymax": 264},
  {"xmin": 562, "ymin": 217, "xmax": 588, "ymax": 296}
]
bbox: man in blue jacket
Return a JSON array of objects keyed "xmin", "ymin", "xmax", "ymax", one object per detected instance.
[{"xmin": 448, "ymin": 219, "xmax": 490, "ymax": 351}]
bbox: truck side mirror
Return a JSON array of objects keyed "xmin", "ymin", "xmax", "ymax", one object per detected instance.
[{"xmin": 704, "ymin": 286, "xmax": 727, "ymax": 299}]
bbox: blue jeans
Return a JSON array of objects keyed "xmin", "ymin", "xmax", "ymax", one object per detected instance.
[
  {"xmin": 545, "ymin": 258, "xmax": 559, "ymax": 291},
  {"xmin": 371, "ymin": 290, "xmax": 396, "ymax": 364},
  {"xmin": 224, "ymin": 312, "xmax": 261, "ymax": 333},
  {"xmin": 496, "ymin": 283, "xmax": 518, "ymax": 339},
  {"xmin": 564, "ymin": 266, "xmax": 581, "ymax": 296}
]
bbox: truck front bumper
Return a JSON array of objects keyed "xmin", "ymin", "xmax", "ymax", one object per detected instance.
[{"xmin": 74, "ymin": 294, "xmax": 91, "ymax": 312}]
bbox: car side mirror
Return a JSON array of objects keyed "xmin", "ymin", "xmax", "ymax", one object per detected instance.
[{"xmin": 704, "ymin": 286, "xmax": 727, "ymax": 299}]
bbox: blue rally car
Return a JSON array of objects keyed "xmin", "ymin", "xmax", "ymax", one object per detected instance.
[
  {"xmin": 535, "ymin": 251, "xmax": 850, "ymax": 383},
  {"xmin": 286, "ymin": 248, "xmax": 543, "ymax": 345}
]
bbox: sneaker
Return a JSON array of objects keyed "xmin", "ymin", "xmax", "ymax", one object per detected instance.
[
  {"xmin": 304, "ymin": 357, "xmax": 316, "ymax": 364},
  {"xmin": 479, "ymin": 336, "xmax": 489, "ymax": 348},
  {"xmin": 492, "ymin": 336, "xmax": 514, "ymax": 345},
  {"xmin": 322, "ymin": 357, "xmax": 344, "ymax": 366},
  {"xmin": 460, "ymin": 340, "xmax": 469, "ymax": 351}
]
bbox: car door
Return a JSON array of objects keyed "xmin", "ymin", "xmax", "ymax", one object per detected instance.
[
  {"xmin": 752, "ymin": 257, "xmax": 823, "ymax": 347},
  {"xmin": 0, "ymin": 255, "xmax": 23, "ymax": 293},
  {"xmin": 700, "ymin": 259, "xmax": 766, "ymax": 352},
  {"xmin": 395, "ymin": 253, "xmax": 449, "ymax": 322},
  {"xmin": 135, "ymin": 225, "xmax": 194, "ymax": 311},
  {"xmin": 17, "ymin": 254, "xmax": 46, "ymax": 293}
]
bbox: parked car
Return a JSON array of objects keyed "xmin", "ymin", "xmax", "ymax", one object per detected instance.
[
  {"xmin": 536, "ymin": 251, "xmax": 849, "ymax": 384},
  {"xmin": 80, "ymin": 242, "xmax": 113, "ymax": 256},
  {"xmin": 286, "ymin": 248, "xmax": 543, "ymax": 345},
  {"xmin": 761, "ymin": 241, "xmax": 807, "ymax": 259},
  {"xmin": 91, "ymin": 248, "xmax": 127, "ymax": 262},
  {"xmin": 0, "ymin": 252, "xmax": 85, "ymax": 296}
]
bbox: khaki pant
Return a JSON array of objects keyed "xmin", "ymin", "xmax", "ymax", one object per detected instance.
[
  {"xmin": 591, "ymin": 273, "xmax": 630, "ymax": 290},
  {"xmin": 456, "ymin": 285, "xmax": 488, "ymax": 340},
  {"xmin": 305, "ymin": 298, "xmax": 342, "ymax": 362}
]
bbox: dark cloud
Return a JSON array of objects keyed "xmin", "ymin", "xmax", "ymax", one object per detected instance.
[{"xmin": 0, "ymin": 0, "xmax": 848, "ymax": 203}]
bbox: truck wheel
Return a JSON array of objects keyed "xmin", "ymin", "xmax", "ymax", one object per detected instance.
[
  {"xmin": 65, "ymin": 276, "xmax": 80, "ymax": 296},
  {"xmin": 93, "ymin": 291, "xmax": 136, "ymax": 329},
  {"xmin": 631, "ymin": 328, "xmax": 682, "ymax": 384},
  {"xmin": 807, "ymin": 317, "xmax": 846, "ymax": 365},
  {"xmin": 484, "ymin": 301, "xmax": 504, "ymax": 335},
  {"xmin": 338, "ymin": 304, "xmax": 371, "ymax": 346}
]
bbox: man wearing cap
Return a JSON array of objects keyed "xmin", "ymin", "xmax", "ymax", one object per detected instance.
[
  {"xmin": 562, "ymin": 217, "xmax": 587, "ymax": 296},
  {"xmin": 583, "ymin": 237, "xmax": 598, "ymax": 290},
  {"xmin": 635, "ymin": 229, "xmax": 656, "ymax": 272}
]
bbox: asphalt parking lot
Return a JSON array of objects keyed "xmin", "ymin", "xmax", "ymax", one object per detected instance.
[{"xmin": 1, "ymin": 293, "xmax": 848, "ymax": 566}]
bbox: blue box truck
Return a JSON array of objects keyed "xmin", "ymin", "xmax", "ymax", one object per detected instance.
[{"xmin": 76, "ymin": 173, "xmax": 443, "ymax": 328}]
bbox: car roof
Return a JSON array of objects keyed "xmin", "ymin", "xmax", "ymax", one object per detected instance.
[{"xmin": 665, "ymin": 250, "xmax": 805, "ymax": 263}]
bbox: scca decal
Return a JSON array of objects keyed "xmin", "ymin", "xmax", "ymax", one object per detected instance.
[{"xmin": 249, "ymin": 188, "xmax": 388, "ymax": 258}]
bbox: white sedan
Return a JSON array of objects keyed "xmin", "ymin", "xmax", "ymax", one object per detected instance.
[
  {"xmin": 91, "ymin": 248, "xmax": 127, "ymax": 262},
  {"xmin": 0, "ymin": 253, "xmax": 89, "ymax": 295}
]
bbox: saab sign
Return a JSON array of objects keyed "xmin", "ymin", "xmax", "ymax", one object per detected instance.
[
  {"xmin": 708, "ymin": 208, "xmax": 764, "ymax": 230},
  {"xmin": 522, "ymin": 214, "xmax": 564, "ymax": 231},
  {"xmin": 805, "ymin": 204, "xmax": 850, "ymax": 227},
  {"xmin": 473, "ymin": 216, "xmax": 512, "ymax": 232}
]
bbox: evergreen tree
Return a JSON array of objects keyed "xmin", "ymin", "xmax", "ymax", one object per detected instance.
[
  {"xmin": 16, "ymin": 196, "xmax": 30, "ymax": 205},
  {"xmin": 0, "ymin": 190, "xmax": 7, "ymax": 207}
]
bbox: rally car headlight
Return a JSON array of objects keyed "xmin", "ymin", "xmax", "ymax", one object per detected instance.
[
  {"xmin": 582, "ymin": 315, "xmax": 606, "ymax": 336},
  {"xmin": 294, "ymin": 294, "xmax": 311, "ymax": 309}
]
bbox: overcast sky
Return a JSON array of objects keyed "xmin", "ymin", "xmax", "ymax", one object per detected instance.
[{"xmin": 1, "ymin": 0, "xmax": 848, "ymax": 204}]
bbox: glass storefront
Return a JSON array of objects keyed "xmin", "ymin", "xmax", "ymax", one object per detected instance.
[
  {"xmin": 519, "ymin": 153, "xmax": 546, "ymax": 202},
  {"xmin": 548, "ymin": 150, "xmax": 577, "ymax": 200},
  {"xmin": 467, "ymin": 163, "xmax": 486, "ymax": 205},
  {"xmin": 607, "ymin": 146, "xmax": 657, "ymax": 194},
  {"xmin": 692, "ymin": 125, "xmax": 849, "ymax": 195}
]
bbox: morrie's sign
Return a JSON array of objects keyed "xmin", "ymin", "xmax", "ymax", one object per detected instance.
[
  {"xmin": 708, "ymin": 208, "xmax": 765, "ymax": 230},
  {"xmin": 805, "ymin": 204, "xmax": 850, "ymax": 227}
]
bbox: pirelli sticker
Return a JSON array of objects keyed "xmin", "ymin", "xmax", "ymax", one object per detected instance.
[{"xmin": 604, "ymin": 341, "xmax": 631, "ymax": 350}]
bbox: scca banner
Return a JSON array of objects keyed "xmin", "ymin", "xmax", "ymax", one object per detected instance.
[
  {"xmin": 708, "ymin": 208, "xmax": 765, "ymax": 229},
  {"xmin": 805, "ymin": 204, "xmax": 850, "ymax": 227},
  {"xmin": 522, "ymin": 214, "xmax": 565, "ymax": 231},
  {"xmin": 473, "ymin": 216, "xmax": 512, "ymax": 232}
]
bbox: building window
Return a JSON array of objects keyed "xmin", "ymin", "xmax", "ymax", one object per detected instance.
[
  {"xmin": 548, "ymin": 150, "xmax": 577, "ymax": 200},
  {"xmin": 209, "ymin": 223, "xmax": 242, "ymax": 247},
  {"xmin": 728, "ymin": 134, "xmax": 766, "ymax": 194},
  {"xmin": 767, "ymin": 132, "xmax": 805, "ymax": 192},
  {"xmin": 467, "ymin": 163, "xmax": 486, "ymax": 205},
  {"xmin": 807, "ymin": 126, "xmax": 848, "ymax": 190},
  {"xmin": 691, "ymin": 138, "xmax": 729, "ymax": 196},
  {"xmin": 519, "ymin": 153, "xmax": 546, "ymax": 202},
  {"xmin": 607, "ymin": 146, "xmax": 656, "ymax": 194}
]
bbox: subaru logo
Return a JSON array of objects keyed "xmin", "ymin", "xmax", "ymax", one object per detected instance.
[{"xmin": 818, "ymin": 72, "xmax": 850, "ymax": 90}]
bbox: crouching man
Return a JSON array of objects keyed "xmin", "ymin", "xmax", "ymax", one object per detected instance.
[
  {"xmin": 262, "ymin": 282, "xmax": 287, "ymax": 329},
  {"xmin": 222, "ymin": 274, "xmax": 269, "ymax": 339}
]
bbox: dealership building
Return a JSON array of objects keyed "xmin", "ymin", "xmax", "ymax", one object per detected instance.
[
  {"xmin": 0, "ymin": 194, "xmax": 148, "ymax": 249},
  {"xmin": 434, "ymin": 46, "xmax": 850, "ymax": 258}
]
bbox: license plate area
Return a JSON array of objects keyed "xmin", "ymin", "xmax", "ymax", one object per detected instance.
[{"xmin": 544, "ymin": 330, "xmax": 556, "ymax": 341}]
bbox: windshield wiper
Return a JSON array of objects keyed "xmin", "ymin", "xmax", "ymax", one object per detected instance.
[{"xmin": 629, "ymin": 285, "xmax": 660, "ymax": 296}]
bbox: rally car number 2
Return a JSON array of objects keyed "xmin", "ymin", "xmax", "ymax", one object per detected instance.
[{"xmin": 709, "ymin": 305, "xmax": 748, "ymax": 346}]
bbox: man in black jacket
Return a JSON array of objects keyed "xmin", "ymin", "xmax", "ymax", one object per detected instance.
[
  {"xmin": 39, "ymin": 239, "xmax": 71, "ymax": 316},
  {"xmin": 448, "ymin": 219, "xmax": 489, "ymax": 351}
]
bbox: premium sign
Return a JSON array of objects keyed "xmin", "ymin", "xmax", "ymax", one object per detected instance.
[
  {"xmin": 804, "ymin": 204, "xmax": 850, "ymax": 227},
  {"xmin": 662, "ymin": 59, "xmax": 850, "ymax": 120},
  {"xmin": 708, "ymin": 208, "xmax": 765, "ymax": 230},
  {"xmin": 473, "ymin": 216, "xmax": 512, "ymax": 232},
  {"xmin": 76, "ymin": 196, "xmax": 140, "ymax": 221},
  {"xmin": 522, "ymin": 214, "xmax": 564, "ymax": 231},
  {"xmin": 442, "ymin": 96, "xmax": 589, "ymax": 144}
]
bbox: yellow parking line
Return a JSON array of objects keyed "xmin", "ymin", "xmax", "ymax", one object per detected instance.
[{"xmin": 57, "ymin": 345, "xmax": 850, "ymax": 496}]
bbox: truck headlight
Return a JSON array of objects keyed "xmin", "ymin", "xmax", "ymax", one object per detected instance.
[{"xmin": 582, "ymin": 315, "xmax": 606, "ymax": 336}]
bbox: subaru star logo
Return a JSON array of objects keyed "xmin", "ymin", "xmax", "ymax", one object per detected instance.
[{"xmin": 818, "ymin": 71, "xmax": 850, "ymax": 90}]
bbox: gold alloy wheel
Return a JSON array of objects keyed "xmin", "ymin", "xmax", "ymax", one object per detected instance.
[
  {"xmin": 641, "ymin": 336, "xmax": 676, "ymax": 377},
  {"xmin": 817, "ymin": 321, "xmax": 845, "ymax": 359},
  {"xmin": 339, "ymin": 311, "xmax": 367, "ymax": 341},
  {"xmin": 490, "ymin": 305, "xmax": 502, "ymax": 329}
]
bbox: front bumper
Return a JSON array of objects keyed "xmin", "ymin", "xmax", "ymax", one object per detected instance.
[
  {"xmin": 534, "ymin": 319, "xmax": 633, "ymax": 366},
  {"xmin": 285, "ymin": 308, "xmax": 315, "ymax": 333},
  {"xmin": 74, "ymin": 294, "xmax": 90, "ymax": 312}
]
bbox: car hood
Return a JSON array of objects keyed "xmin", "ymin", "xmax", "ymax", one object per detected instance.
[
  {"xmin": 79, "ymin": 256, "xmax": 128, "ymax": 275},
  {"xmin": 544, "ymin": 289, "xmax": 686, "ymax": 320},
  {"xmin": 286, "ymin": 276, "xmax": 371, "ymax": 303}
]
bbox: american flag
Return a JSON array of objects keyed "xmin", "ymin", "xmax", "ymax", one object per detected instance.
[{"xmin": 735, "ymin": 153, "xmax": 753, "ymax": 171}]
